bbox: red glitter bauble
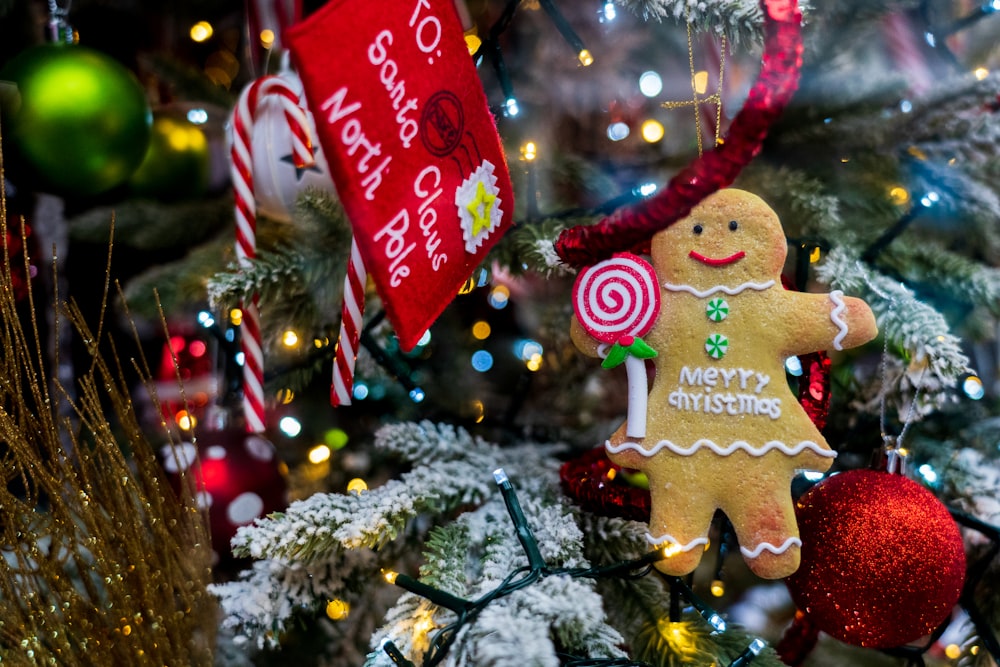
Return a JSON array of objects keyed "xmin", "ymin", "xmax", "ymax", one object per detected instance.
[{"xmin": 785, "ymin": 469, "xmax": 966, "ymax": 649}]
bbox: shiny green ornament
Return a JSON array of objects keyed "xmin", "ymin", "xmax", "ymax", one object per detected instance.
[
  {"xmin": 129, "ymin": 108, "xmax": 211, "ymax": 201},
  {"xmin": 1, "ymin": 43, "xmax": 152, "ymax": 197}
]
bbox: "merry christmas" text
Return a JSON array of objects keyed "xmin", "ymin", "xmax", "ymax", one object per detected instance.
[{"xmin": 667, "ymin": 365, "xmax": 781, "ymax": 420}]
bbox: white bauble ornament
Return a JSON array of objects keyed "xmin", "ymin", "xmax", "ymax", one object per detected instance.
[{"xmin": 231, "ymin": 56, "xmax": 338, "ymax": 222}]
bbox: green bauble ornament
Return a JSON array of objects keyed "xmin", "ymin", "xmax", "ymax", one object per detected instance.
[
  {"xmin": 0, "ymin": 43, "xmax": 152, "ymax": 197},
  {"xmin": 129, "ymin": 103, "xmax": 228, "ymax": 201}
]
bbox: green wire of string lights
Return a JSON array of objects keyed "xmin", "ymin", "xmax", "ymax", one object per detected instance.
[{"xmin": 380, "ymin": 468, "xmax": 771, "ymax": 667}]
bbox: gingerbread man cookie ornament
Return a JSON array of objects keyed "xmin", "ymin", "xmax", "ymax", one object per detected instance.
[{"xmin": 571, "ymin": 189, "xmax": 878, "ymax": 579}]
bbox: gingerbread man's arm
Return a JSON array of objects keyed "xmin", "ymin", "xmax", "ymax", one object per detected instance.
[
  {"xmin": 570, "ymin": 316, "xmax": 603, "ymax": 358},
  {"xmin": 780, "ymin": 290, "xmax": 878, "ymax": 357}
]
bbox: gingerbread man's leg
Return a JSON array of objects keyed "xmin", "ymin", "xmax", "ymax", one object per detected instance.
[
  {"xmin": 718, "ymin": 471, "xmax": 801, "ymax": 580},
  {"xmin": 643, "ymin": 468, "xmax": 717, "ymax": 576}
]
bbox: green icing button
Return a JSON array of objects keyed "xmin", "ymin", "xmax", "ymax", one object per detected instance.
[
  {"xmin": 706, "ymin": 297, "xmax": 729, "ymax": 322},
  {"xmin": 705, "ymin": 333, "xmax": 729, "ymax": 359}
]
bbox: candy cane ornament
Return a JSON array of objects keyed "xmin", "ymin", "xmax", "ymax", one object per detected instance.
[
  {"xmin": 231, "ymin": 74, "xmax": 315, "ymax": 432},
  {"xmin": 331, "ymin": 237, "xmax": 366, "ymax": 406},
  {"xmin": 573, "ymin": 253, "xmax": 661, "ymax": 438}
]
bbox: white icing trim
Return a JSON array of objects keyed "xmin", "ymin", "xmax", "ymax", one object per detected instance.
[
  {"xmin": 662, "ymin": 280, "xmax": 775, "ymax": 298},
  {"xmin": 645, "ymin": 532, "xmax": 709, "ymax": 552},
  {"xmin": 740, "ymin": 537, "xmax": 802, "ymax": 558},
  {"xmin": 605, "ymin": 439, "xmax": 837, "ymax": 458},
  {"xmin": 828, "ymin": 290, "xmax": 848, "ymax": 350}
]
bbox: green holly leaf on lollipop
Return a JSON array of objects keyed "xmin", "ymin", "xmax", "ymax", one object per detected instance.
[{"xmin": 602, "ymin": 335, "xmax": 658, "ymax": 369}]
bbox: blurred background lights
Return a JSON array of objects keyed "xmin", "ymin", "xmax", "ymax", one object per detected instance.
[
  {"xmin": 347, "ymin": 478, "xmax": 368, "ymax": 494},
  {"xmin": 607, "ymin": 121, "xmax": 630, "ymax": 141},
  {"xmin": 189, "ymin": 21, "xmax": 213, "ymax": 42},
  {"xmin": 282, "ymin": 330, "xmax": 299, "ymax": 348},
  {"xmin": 408, "ymin": 387, "xmax": 426, "ymax": 403},
  {"xmin": 416, "ymin": 330, "xmax": 432, "ymax": 347},
  {"xmin": 784, "ymin": 356, "xmax": 803, "ymax": 376},
  {"xmin": 472, "ymin": 320, "xmax": 492, "ymax": 340},
  {"xmin": 259, "ymin": 29, "xmax": 275, "ymax": 49},
  {"xmin": 888, "ymin": 185, "xmax": 910, "ymax": 206},
  {"xmin": 601, "ymin": 1, "xmax": 617, "ymax": 22},
  {"xmin": 229, "ymin": 308, "xmax": 243, "ymax": 326},
  {"xmin": 917, "ymin": 463, "xmax": 939, "ymax": 485},
  {"xmin": 189, "ymin": 339, "xmax": 207, "ymax": 357},
  {"xmin": 900, "ymin": 99, "xmax": 913, "ymax": 113},
  {"xmin": 197, "ymin": 310, "xmax": 215, "ymax": 328},
  {"xmin": 464, "ymin": 30, "xmax": 482, "ymax": 55},
  {"xmin": 235, "ymin": 351, "xmax": 245, "ymax": 366},
  {"xmin": 634, "ymin": 182, "xmax": 657, "ymax": 197},
  {"xmin": 278, "ymin": 416, "xmax": 302, "ymax": 438},
  {"xmin": 526, "ymin": 354, "xmax": 543, "ymax": 371},
  {"xmin": 520, "ymin": 141, "xmax": 537, "ymax": 161},
  {"xmin": 175, "ymin": 410, "xmax": 196, "ymax": 431},
  {"xmin": 577, "ymin": 49, "xmax": 594, "ymax": 66},
  {"xmin": 963, "ymin": 374, "xmax": 984, "ymax": 400},
  {"xmin": 710, "ymin": 580, "xmax": 725, "ymax": 597},
  {"xmin": 801, "ymin": 470, "xmax": 825, "ymax": 482},
  {"xmin": 504, "ymin": 97, "xmax": 520, "ymax": 117},
  {"xmin": 919, "ymin": 191, "xmax": 940, "ymax": 207},
  {"xmin": 323, "ymin": 428, "xmax": 349, "ymax": 450},
  {"xmin": 471, "ymin": 350, "xmax": 494, "ymax": 372},
  {"xmin": 640, "ymin": 119, "xmax": 664, "ymax": 143},
  {"xmin": 974, "ymin": 67, "xmax": 989, "ymax": 80},
  {"xmin": 186, "ymin": 108, "xmax": 209, "ymax": 124},
  {"xmin": 638, "ymin": 71, "xmax": 662, "ymax": 97},
  {"xmin": 514, "ymin": 339, "xmax": 543, "ymax": 361},
  {"xmin": 488, "ymin": 285, "xmax": 510, "ymax": 309},
  {"xmin": 352, "ymin": 382, "xmax": 369, "ymax": 400},
  {"xmin": 326, "ymin": 599, "xmax": 350, "ymax": 621},
  {"xmin": 693, "ymin": 70, "xmax": 709, "ymax": 95},
  {"xmin": 308, "ymin": 444, "xmax": 332, "ymax": 465}
]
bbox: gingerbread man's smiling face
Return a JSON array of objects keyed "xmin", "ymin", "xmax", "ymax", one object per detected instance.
[{"xmin": 651, "ymin": 189, "xmax": 787, "ymax": 288}]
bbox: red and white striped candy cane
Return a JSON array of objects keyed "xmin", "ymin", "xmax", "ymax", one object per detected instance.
[
  {"xmin": 231, "ymin": 75, "xmax": 314, "ymax": 432},
  {"xmin": 331, "ymin": 237, "xmax": 366, "ymax": 406}
]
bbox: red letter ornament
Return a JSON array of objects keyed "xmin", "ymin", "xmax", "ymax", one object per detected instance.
[{"xmin": 286, "ymin": 0, "xmax": 515, "ymax": 352}]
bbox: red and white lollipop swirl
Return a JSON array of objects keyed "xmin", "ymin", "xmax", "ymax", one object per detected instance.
[
  {"xmin": 574, "ymin": 253, "xmax": 660, "ymax": 343},
  {"xmin": 573, "ymin": 253, "xmax": 661, "ymax": 439}
]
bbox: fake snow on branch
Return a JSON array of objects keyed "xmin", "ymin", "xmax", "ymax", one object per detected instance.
[
  {"xmin": 616, "ymin": 0, "xmax": 772, "ymax": 44},
  {"xmin": 815, "ymin": 246, "xmax": 971, "ymax": 395},
  {"xmin": 209, "ymin": 422, "xmax": 567, "ymax": 646},
  {"xmin": 366, "ymin": 491, "xmax": 628, "ymax": 666},
  {"xmin": 229, "ymin": 422, "xmax": 563, "ymax": 561}
]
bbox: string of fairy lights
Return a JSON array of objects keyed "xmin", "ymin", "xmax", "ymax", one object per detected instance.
[{"xmin": 377, "ymin": 468, "xmax": 773, "ymax": 667}]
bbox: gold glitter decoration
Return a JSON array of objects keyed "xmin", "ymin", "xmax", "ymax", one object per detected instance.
[{"xmin": 0, "ymin": 140, "xmax": 215, "ymax": 664}]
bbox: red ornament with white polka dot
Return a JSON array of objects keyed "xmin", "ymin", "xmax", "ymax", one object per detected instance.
[{"xmin": 160, "ymin": 427, "xmax": 288, "ymax": 569}]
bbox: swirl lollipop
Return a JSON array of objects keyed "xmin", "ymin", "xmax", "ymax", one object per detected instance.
[{"xmin": 573, "ymin": 253, "xmax": 661, "ymax": 438}]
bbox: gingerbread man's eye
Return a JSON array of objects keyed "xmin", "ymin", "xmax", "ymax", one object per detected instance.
[
  {"xmin": 729, "ymin": 220, "xmax": 739, "ymax": 231},
  {"xmin": 693, "ymin": 224, "xmax": 704, "ymax": 235}
]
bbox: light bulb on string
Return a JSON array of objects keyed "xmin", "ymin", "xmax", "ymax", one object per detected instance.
[
  {"xmin": 600, "ymin": 1, "xmax": 616, "ymax": 22},
  {"xmin": 962, "ymin": 373, "xmax": 984, "ymax": 399}
]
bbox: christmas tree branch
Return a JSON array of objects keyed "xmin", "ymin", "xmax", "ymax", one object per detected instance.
[
  {"xmin": 815, "ymin": 246, "xmax": 970, "ymax": 388},
  {"xmin": 616, "ymin": 0, "xmax": 766, "ymax": 44}
]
